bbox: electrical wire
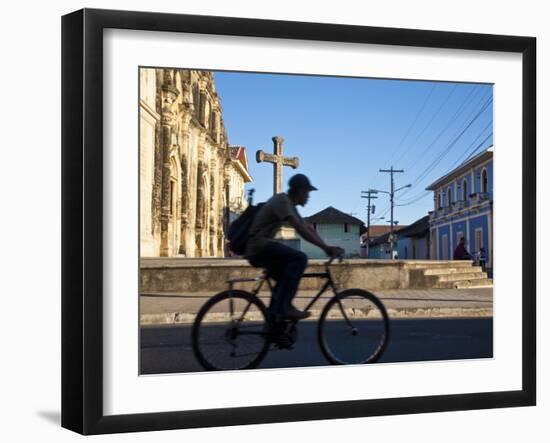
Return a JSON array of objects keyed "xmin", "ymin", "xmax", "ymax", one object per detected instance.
[
  {"xmin": 380, "ymin": 84, "xmax": 437, "ymax": 169},
  {"xmin": 398, "ymin": 96, "xmax": 493, "ymax": 199},
  {"xmin": 395, "ymin": 130, "xmax": 493, "ymax": 212},
  {"xmin": 398, "ymin": 84, "xmax": 478, "ymax": 170},
  {"xmin": 402, "ymin": 86, "xmax": 487, "ymax": 173}
]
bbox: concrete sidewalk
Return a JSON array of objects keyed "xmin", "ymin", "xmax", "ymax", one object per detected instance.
[{"xmin": 140, "ymin": 288, "xmax": 493, "ymax": 325}]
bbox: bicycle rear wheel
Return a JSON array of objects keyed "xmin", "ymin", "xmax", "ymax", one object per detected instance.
[
  {"xmin": 318, "ymin": 289, "xmax": 389, "ymax": 365},
  {"xmin": 191, "ymin": 290, "xmax": 270, "ymax": 371}
]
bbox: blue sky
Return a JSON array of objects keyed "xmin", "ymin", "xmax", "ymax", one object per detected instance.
[{"xmin": 213, "ymin": 71, "xmax": 493, "ymax": 226}]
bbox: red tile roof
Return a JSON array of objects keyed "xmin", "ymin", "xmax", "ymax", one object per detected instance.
[{"xmin": 361, "ymin": 225, "xmax": 407, "ymax": 241}]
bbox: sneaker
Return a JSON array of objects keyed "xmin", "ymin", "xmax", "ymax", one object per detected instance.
[{"xmin": 282, "ymin": 307, "xmax": 311, "ymax": 321}]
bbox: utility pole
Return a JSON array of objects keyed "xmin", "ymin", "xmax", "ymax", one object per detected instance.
[
  {"xmin": 361, "ymin": 190, "xmax": 378, "ymax": 248},
  {"xmin": 374, "ymin": 167, "xmax": 411, "ymax": 259},
  {"xmin": 247, "ymin": 188, "xmax": 255, "ymax": 205}
]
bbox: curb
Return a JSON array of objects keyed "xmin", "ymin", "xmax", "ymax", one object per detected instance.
[{"xmin": 140, "ymin": 307, "xmax": 493, "ymax": 326}]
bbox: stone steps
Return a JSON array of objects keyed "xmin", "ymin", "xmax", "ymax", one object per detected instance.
[
  {"xmin": 424, "ymin": 266, "xmax": 483, "ymax": 276},
  {"xmin": 412, "ymin": 262, "xmax": 492, "ymax": 289},
  {"xmin": 435, "ymin": 277, "xmax": 493, "ymax": 289},
  {"xmin": 454, "ymin": 279, "xmax": 494, "ymax": 289},
  {"xmin": 436, "ymin": 271, "xmax": 488, "ymax": 282}
]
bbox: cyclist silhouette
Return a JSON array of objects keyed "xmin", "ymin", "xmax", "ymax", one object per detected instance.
[{"xmin": 244, "ymin": 174, "xmax": 344, "ymax": 321}]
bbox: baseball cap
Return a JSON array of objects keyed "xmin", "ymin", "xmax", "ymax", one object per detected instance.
[{"xmin": 288, "ymin": 174, "xmax": 318, "ymax": 191}]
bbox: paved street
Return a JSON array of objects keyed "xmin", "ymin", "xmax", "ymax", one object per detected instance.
[{"xmin": 140, "ymin": 317, "xmax": 493, "ymax": 374}]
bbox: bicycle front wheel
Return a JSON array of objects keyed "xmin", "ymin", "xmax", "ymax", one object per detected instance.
[
  {"xmin": 191, "ymin": 290, "xmax": 270, "ymax": 371},
  {"xmin": 318, "ymin": 289, "xmax": 389, "ymax": 365}
]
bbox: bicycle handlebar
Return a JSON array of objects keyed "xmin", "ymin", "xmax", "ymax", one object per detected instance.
[{"xmin": 325, "ymin": 254, "xmax": 344, "ymax": 266}]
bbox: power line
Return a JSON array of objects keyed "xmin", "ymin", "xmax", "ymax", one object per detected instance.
[
  {"xmin": 402, "ymin": 85, "xmax": 485, "ymax": 172},
  {"xmin": 371, "ymin": 84, "xmax": 455, "ymax": 193},
  {"xmin": 399, "ymin": 96, "xmax": 493, "ymax": 199},
  {"xmin": 397, "ymin": 130, "xmax": 493, "ymax": 209},
  {"xmin": 381, "ymin": 87, "xmax": 485, "ymax": 208},
  {"xmin": 464, "ymin": 132, "xmax": 493, "ymax": 162},
  {"xmin": 381, "ymin": 84, "xmax": 437, "ymax": 169},
  {"xmin": 398, "ymin": 84, "xmax": 474, "ymax": 169},
  {"xmin": 395, "ymin": 191, "xmax": 432, "ymax": 207},
  {"xmin": 447, "ymin": 122, "xmax": 493, "ymax": 171},
  {"xmin": 396, "ymin": 120, "xmax": 492, "ymax": 205}
]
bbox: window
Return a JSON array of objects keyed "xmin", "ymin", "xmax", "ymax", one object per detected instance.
[
  {"xmin": 482, "ymin": 168, "xmax": 488, "ymax": 193},
  {"xmin": 344, "ymin": 223, "xmax": 349, "ymax": 233},
  {"xmin": 442, "ymin": 234, "xmax": 449, "ymax": 260},
  {"xmin": 475, "ymin": 228, "xmax": 483, "ymax": 253},
  {"xmin": 192, "ymin": 83, "xmax": 200, "ymax": 120},
  {"xmin": 462, "ymin": 179, "xmax": 468, "ymax": 201},
  {"xmin": 447, "ymin": 188, "xmax": 452, "ymax": 207},
  {"xmin": 438, "ymin": 193, "xmax": 442, "ymax": 209},
  {"xmin": 169, "ymin": 181, "xmax": 176, "ymax": 215}
]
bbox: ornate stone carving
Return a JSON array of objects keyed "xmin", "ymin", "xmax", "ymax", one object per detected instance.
[
  {"xmin": 195, "ymin": 162, "xmax": 206, "ymax": 228},
  {"xmin": 141, "ymin": 68, "xmax": 252, "ymax": 257},
  {"xmin": 180, "ymin": 153, "xmax": 189, "ymax": 226}
]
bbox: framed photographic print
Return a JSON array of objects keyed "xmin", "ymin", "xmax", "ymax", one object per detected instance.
[{"xmin": 62, "ymin": 8, "xmax": 536, "ymax": 435}]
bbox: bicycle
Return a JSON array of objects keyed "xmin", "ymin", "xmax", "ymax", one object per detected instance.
[{"xmin": 191, "ymin": 256, "xmax": 390, "ymax": 371}]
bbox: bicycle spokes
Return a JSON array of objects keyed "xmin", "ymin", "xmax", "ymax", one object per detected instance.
[
  {"xmin": 192, "ymin": 291, "xmax": 270, "ymax": 371},
  {"xmin": 319, "ymin": 290, "xmax": 389, "ymax": 365}
]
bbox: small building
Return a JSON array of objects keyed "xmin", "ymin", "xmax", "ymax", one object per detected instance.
[
  {"xmin": 367, "ymin": 226, "xmax": 408, "ymax": 259},
  {"xmin": 302, "ymin": 206, "xmax": 366, "ymax": 259},
  {"xmin": 361, "ymin": 225, "xmax": 406, "ymax": 258},
  {"xmin": 395, "ymin": 215, "xmax": 431, "ymax": 259},
  {"xmin": 426, "ymin": 147, "xmax": 493, "ymax": 269},
  {"xmin": 227, "ymin": 146, "xmax": 253, "ymax": 224}
]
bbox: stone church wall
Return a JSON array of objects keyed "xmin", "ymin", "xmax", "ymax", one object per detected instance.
[{"xmin": 139, "ymin": 68, "xmax": 249, "ymax": 257}]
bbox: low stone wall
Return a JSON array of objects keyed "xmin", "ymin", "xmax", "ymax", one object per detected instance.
[{"xmin": 140, "ymin": 258, "xmax": 477, "ymax": 293}]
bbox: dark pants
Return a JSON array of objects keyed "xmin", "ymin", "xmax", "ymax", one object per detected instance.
[{"xmin": 247, "ymin": 241, "xmax": 308, "ymax": 316}]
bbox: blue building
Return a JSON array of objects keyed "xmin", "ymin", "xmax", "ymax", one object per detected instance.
[
  {"xmin": 426, "ymin": 147, "xmax": 493, "ymax": 269},
  {"xmin": 368, "ymin": 232, "xmax": 395, "ymax": 259},
  {"xmin": 395, "ymin": 215, "xmax": 431, "ymax": 260}
]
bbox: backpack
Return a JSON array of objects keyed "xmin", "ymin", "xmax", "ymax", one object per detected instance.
[{"xmin": 227, "ymin": 203, "xmax": 264, "ymax": 255}]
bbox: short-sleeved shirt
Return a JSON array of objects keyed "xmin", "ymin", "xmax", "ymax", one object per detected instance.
[{"xmin": 244, "ymin": 192, "xmax": 302, "ymax": 257}]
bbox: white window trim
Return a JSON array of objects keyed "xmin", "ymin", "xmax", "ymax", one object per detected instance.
[
  {"xmin": 481, "ymin": 167, "xmax": 489, "ymax": 193},
  {"xmin": 475, "ymin": 227, "xmax": 484, "ymax": 253}
]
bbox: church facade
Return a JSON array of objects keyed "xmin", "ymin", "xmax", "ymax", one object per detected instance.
[{"xmin": 139, "ymin": 68, "xmax": 251, "ymax": 257}]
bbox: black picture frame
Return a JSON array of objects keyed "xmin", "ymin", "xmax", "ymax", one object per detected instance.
[{"xmin": 62, "ymin": 8, "xmax": 536, "ymax": 435}]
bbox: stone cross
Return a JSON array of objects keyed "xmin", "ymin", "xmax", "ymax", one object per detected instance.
[{"xmin": 256, "ymin": 136, "xmax": 299, "ymax": 195}]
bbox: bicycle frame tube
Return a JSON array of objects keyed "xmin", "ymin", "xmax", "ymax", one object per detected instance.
[
  {"xmin": 227, "ymin": 279, "xmax": 267, "ymax": 323},
  {"xmin": 303, "ymin": 280, "xmax": 332, "ymax": 313},
  {"xmin": 227, "ymin": 259, "xmax": 341, "ymax": 318},
  {"xmin": 302, "ymin": 265, "xmax": 339, "ymax": 313}
]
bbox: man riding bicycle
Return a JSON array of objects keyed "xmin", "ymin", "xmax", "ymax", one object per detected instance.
[{"xmin": 244, "ymin": 174, "xmax": 344, "ymax": 321}]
